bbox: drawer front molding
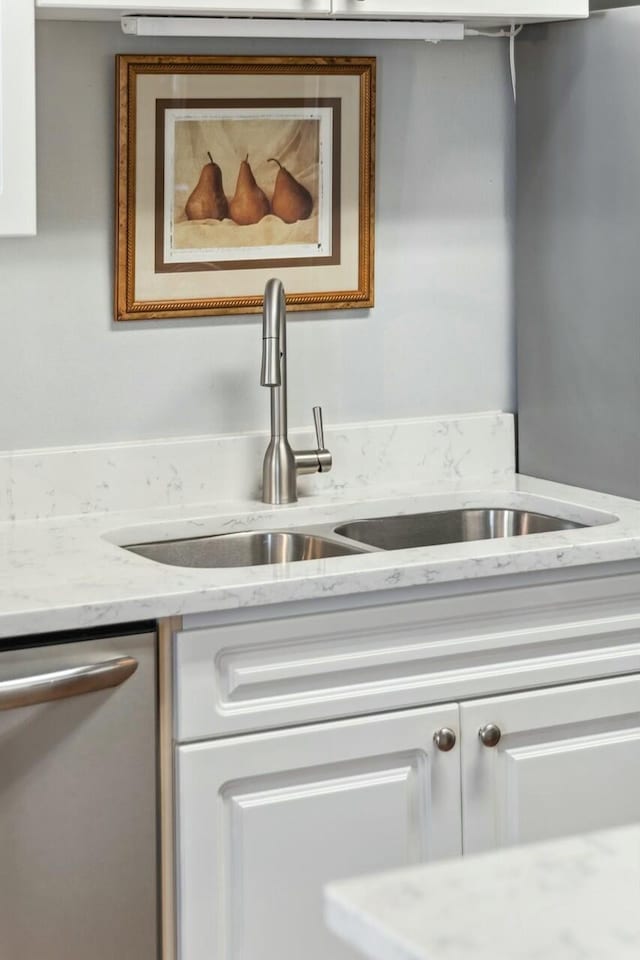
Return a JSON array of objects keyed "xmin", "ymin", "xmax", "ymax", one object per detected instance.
[{"xmin": 175, "ymin": 574, "xmax": 640, "ymax": 740}]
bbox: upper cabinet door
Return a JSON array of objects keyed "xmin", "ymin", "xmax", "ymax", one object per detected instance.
[
  {"xmin": 36, "ymin": 0, "xmax": 331, "ymax": 13},
  {"xmin": 331, "ymin": 0, "xmax": 587, "ymax": 19},
  {"xmin": 36, "ymin": 0, "xmax": 584, "ymax": 17},
  {"xmin": 0, "ymin": 0, "xmax": 36, "ymax": 236},
  {"xmin": 177, "ymin": 704, "xmax": 461, "ymax": 960},
  {"xmin": 461, "ymin": 674, "xmax": 640, "ymax": 855}
]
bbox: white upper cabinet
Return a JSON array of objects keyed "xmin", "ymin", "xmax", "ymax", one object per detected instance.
[
  {"xmin": 35, "ymin": 0, "xmax": 587, "ymax": 21},
  {"xmin": 331, "ymin": 0, "xmax": 588, "ymax": 20},
  {"xmin": 36, "ymin": 0, "xmax": 331, "ymax": 16},
  {"xmin": 0, "ymin": 0, "xmax": 36, "ymax": 236}
]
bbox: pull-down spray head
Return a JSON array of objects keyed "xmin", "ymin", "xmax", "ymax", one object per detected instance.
[{"xmin": 260, "ymin": 278, "xmax": 285, "ymax": 387}]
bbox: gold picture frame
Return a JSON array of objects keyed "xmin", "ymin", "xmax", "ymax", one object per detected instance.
[{"xmin": 115, "ymin": 55, "xmax": 376, "ymax": 321}]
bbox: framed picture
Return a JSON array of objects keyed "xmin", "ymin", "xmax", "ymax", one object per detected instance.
[{"xmin": 115, "ymin": 55, "xmax": 376, "ymax": 321}]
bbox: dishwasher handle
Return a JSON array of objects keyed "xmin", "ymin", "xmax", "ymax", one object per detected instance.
[{"xmin": 0, "ymin": 656, "xmax": 138, "ymax": 711}]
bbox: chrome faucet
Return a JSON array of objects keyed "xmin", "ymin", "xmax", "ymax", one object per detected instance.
[{"xmin": 260, "ymin": 278, "xmax": 332, "ymax": 504}]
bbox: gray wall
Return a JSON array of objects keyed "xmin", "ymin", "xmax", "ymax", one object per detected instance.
[
  {"xmin": 516, "ymin": 9, "xmax": 640, "ymax": 498},
  {"xmin": 0, "ymin": 23, "xmax": 515, "ymax": 450}
]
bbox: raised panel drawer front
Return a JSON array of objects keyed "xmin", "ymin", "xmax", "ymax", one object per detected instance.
[
  {"xmin": 461, "ymin": 673, "xmax": 640, "ymax": 854},
  {"xmin": 177, "ymin": 704, "xmax": 461, "ymax": 960},
  {"xmin": 330, "ymin": 0, "xmax": 587, "ymax": 19},
  {"xmin": 176, "ymin": 576, "xmax": 640, "ymax": 739}
]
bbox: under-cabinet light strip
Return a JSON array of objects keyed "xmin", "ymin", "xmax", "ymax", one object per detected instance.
[{"xmin": 121, "ymin": 16, "xmax": 466, "ymax": 42}]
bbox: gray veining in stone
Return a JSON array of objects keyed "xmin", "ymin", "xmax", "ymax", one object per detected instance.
[{"xmin": 0, "ymin": 413, "xmax": 515, "ymax": 523}]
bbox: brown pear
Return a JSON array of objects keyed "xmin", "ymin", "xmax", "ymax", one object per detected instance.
[
  {"xmin": 185, "ymin": 152, "xmax": 229, "ymax": 221},
  {"xmin": 269, "ymin": 158, "xmax": 313, "ymax": 224},
  {"xmin": 229, "ymin": 155, "xmax": 270, "ymax": 226}
]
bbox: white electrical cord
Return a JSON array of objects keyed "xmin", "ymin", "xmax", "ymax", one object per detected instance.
[{"xmin": 465, "ymin": 24, "xmax": 523, "ymax": 102}]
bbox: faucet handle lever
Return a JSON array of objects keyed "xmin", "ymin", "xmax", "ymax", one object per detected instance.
[
  {"xmin": 312, "ymin": 406, "xmax": 332, "ymax": 474},
  {"xmin": 313, "ymin": 406, "xmax": 325, "ymax": 450}
]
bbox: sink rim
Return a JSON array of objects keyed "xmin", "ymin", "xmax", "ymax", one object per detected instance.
[
  {"xmin": 118, "ymin": 504, "xmax": 610, "ymax": 570},
  {"xmin": 124, "ymin": 528, "xmax": 372, "ymax": 570},
  {"xmin": 333, "ymin": 506, "xmax": 589, "ymax": 551},
  {"xmin": 127, "ymin": 528, "xmax": 368, "ymax": 550}
]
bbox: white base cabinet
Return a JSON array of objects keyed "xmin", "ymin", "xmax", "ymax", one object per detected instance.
[
  {"xmin": 172, "ymin": 571, "xmax": 640, "ymax": 960},
  {"xmin": 461, "ymin": 673, "xmax": 640, "ymax": 854},
  {"xmin": 177, "ymin": 704, "xmax": 461, "ymax": 960},
  {"xmin": 176, "ymin": 677, "xmax": 640, "ymax": 960}
]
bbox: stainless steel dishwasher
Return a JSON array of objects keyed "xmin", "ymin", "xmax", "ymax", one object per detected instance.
[{"xmin": 0, "ymin": 624, "xmax": 158, "ymax": 960}]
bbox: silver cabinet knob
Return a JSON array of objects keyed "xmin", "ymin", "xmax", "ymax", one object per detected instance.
[
  {"xmin": 478, "ymin": 723, "xmax": 502, "ymax": 748},
  {"xmin": 433, "ymin": 728, "xmax": 457, "ymax": 752}
]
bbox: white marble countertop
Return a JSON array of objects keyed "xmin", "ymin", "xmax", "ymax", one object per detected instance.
[
  {"xmin": 325, "ymin": 824, "xmax": 640, "ymax": 960},
  {"xmin": 2, "ymin": 471, "xmax": 640, "ymax": 637}
]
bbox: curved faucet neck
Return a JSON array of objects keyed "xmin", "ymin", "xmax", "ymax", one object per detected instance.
[{"xmin": 262, "ymin": 278, "xmax": 286, "ymax": 345}]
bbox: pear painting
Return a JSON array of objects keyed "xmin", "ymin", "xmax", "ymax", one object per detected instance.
[
  {"xmin": 269, "ymin": 158, "xmax": 314, "ymax": 224},
  {"xmin": 172, "ymin": 117, "xmax": 322, "ymax": 258},
  {"xmin": 185, "ymin": 152, "xmax": 229, "ymax": 222},
  {"xmin": 229, "ymin": 155, "xmax": 271, "ymax": 226}
]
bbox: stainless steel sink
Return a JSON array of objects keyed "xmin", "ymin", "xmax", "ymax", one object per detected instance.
[
  {"xmin": 123, "ymin": 508, "xmax": 588, "ymax": 570},
  {"xmin": 125, "ymin": 531, "xmax": 366, "ymax": 569},
  {"xmin": 334, "ymin": 508, "xmax": 585, "ymax": 551}
]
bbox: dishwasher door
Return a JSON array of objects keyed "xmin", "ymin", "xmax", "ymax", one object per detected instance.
[{"xmin": 0, "ymin": 628, "xmax": 158, "ymax": 960}]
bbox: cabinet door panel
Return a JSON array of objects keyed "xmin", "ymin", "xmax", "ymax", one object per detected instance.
[
  {"xmin": 177, "ymin": 704, "xmax": 461, "ymax": 960},
  {"xmin": 0, "ymin": 0, "xmax": 36, "ymax": 235},
  {"xmin": 461, "ymin": 674, "xmax": 640, "ymax": 854}
]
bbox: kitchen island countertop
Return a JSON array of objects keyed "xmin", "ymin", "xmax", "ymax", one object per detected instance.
[{"xmin": 325, "ymin": 824, "xmax": 640, "ymax": 960}]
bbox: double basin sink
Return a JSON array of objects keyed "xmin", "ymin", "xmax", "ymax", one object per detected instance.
[{"xmin": 125, "ymin": 508, "xmax": 585, "ymax": 570}]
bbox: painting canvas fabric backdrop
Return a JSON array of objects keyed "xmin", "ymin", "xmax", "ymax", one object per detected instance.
[{"xmin": 173, "ymin": 117, "xmax": 321, "ymax": 252}]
